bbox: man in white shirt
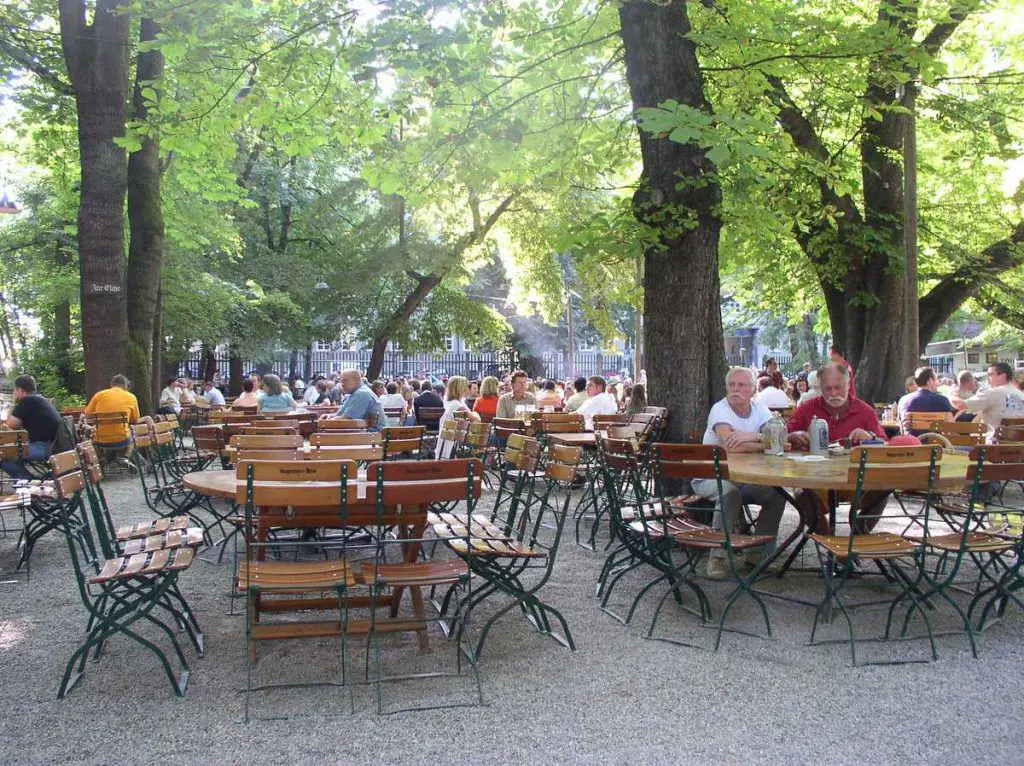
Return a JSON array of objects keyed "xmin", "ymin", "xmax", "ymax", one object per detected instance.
[
  {"xmin": 202, "ymin": 380, "xmax": 226, "ymax": 407},
  {"xmin": 961, "ymin": 361, "xmax": 1024, "ymax": 441},
  {"xmin": 576, "ymin": 376, "xmax": 619, "ymax": 429},
  {"xmin": 754, "ymin": 376, "xmax": 793, "ymax": 409},
  {"xmin": 691, "ymin": 367, "xmax": 786, "ymax": 579}
]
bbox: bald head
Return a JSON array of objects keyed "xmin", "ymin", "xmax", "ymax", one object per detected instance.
[{"xmin": 340, "ymin": 369, "xmax": 362, "ymax": 394}]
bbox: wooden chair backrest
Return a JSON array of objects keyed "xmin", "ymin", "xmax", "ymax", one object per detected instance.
[
  {"xmin": 493, "ymin": 417, "xmax": 525, "ymax": 441},
  {"xmin": 464, "ymin": 421, "xmax": 492, "ymax": 448},
  {"xmin": 310, "ymin": 445, "xmax": 383, "ymax": 462},
  {"xmin": 967, "ymin": 445, "xmax": 1024, "ymax": 483},
  {"xmin": 231, "ymin": 405, "xmax": 259, "ymax": 415},
  {"xmin": 505, "ymin": 434, "xmax": 541, "ymax": 471},
  {"xmin": 221, "ymin": 422, "xmax": 257, "ymax": 441},
  {"xmin": 0, "ymin": 429, "xmax": 27, "ymax": 460},
  {"xmin": 131, "ymin": 424, "xmax": 154, "ymax": 448},
  {"xmin": 212, "ymin": 410, "xmax": 253, "ymax": 421},
  {"xmin": 241, "ymin": 426, "xmax": 298, "ymax": 436},
  {"xmin": 383, "ymin": 407, "xmax": 404, "ymax": 418},
  {"xmin": 995, "ymin": 425, "xmax": 1024, "ymax": 444},
  {"xmin": 933, "ymin": 420, "xmax": 986, "ymax": 447},
  {"xmin": 317, "ymin": 418, "xmax": 366, "ymax": 431},
  {"xmin": 235, "ymin": 459, "xmax": 358, "ymax": 506},
  {"xmin": 191, "ymin": 425, "xmax": 223, "ymax": 452},
  {"xmin": 593, "ymin": 413, "xmax": 630, "ymax": 429},
  {"xmin": 266, "ymin": 411, "xmax": 314, "ymax": 422},
  {"xmin": 440, "ymin": 418, "xmax": 470, "ymax": 440},
  {"xmin": 366, "ymin": 458, "xmax": 483, "ymax": 509},
  {"xmin": 601, "ymin": 436, "xmax": 639, "ymax": 473},
  {"xmin": 847, "ymin": 446, "xmax": 941, "ymax": 490},
  {"xmin": 416, "ymin": 407, "xmax": 445, "ymax": 427},
  {"xmin": 86, "ymin": 411, "xmax": 128, "ymax": 426},
  {"xmin": 230, "ymin": 434, "xmax": 303, "ymax": 450},
  {"xmin": 49, "ymin": 449, "xmax": 86, "ymax": 498},
  {"xmin": 382, "ymin": 426, "xmax": 425, "ymax": 455},
  {"xmin": 546, "ymin": 444, "xmax": 582, "ymax": 483},
  {"xmin": 644, "ymin": 406, "xmax": 669, "ymax": 418},
  {"xmin": 653, "ymin": 443, "xmax": 729, "ymax": 481},
  {"xmin": 312, "ymin": 431, "xmax": 381, "ymax": 447},
  {"xmin": 628, "ymin": 411, "xmax": 660, "ymax": 440},
  {"xmin": 999, "ymin": 417, "xmax": 1024, "ymax": 429},
  {"xmin": 905, "ymin": 411, "xmax": 952, "ymax": 432}
]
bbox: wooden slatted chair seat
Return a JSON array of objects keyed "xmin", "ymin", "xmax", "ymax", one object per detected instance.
[
  {"xmin": 807, "ymin": 531, "xmax": 918, "ymax": 560},
  {"xmin": 618, "ymin": 498, "xmax": 697, "ymax": 523},
  {"xmin": 448, "ymin": 536, "xmax": 547, "ymax": 559},
  {"xmin": 913, "ymin": 531, "xmax": 1014, "ymax": 554},
  {"xmin": 121, "ymin": 527, "xmax": 205, "ymax": 556},
  {"xmin": 237, "ymin": 559, "xmax": 354, "ymax": 592},
  {"xmin": 358, "ymin": 559, "xmax": 468, "ymax": 588},
  {"xmin": 89, "ymin": 546, "xmax": 195, "ymax": 584},
  {"xmin": 116, "ymin": 516, "xmax": 190, "ymax": 540}
]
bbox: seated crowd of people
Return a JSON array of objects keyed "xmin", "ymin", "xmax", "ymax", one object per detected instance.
[
  {"xmin": 693, "ymin": 356, "xmax": 1024, "ymax": 578},
  {"xmin": 2, "ymin": 364, "xmax": 649, "ymax": 479}
]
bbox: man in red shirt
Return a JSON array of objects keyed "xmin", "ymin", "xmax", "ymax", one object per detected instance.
[{"xmin": 787, "ymin": 364, "xmax": 888, "ymax": 532}]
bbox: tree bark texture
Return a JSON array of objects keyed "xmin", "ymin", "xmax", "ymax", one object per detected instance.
[
  {"xmin": 151, "ymin": 283, "xmax": 163, "ymax": 407},
  {"xmin": 619, "ymin": 0, "xmax": 726, "ymax": 442},
  {"xmin": 59, "ymin": 0, "xmax": 131, "ymax": 395},
  {"xmin": 126, "ymin": 17, "xmax": 166, "ymax": 414},
  {"xmin": 763, "ymin": 0, "xmax": 1014, "ymax": 401},
  {"xmin": 229, "ymin": 351, "xmax": 243, "ymax": 396}
]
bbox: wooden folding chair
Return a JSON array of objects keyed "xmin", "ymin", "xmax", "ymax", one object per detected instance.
[
  {"xmin": 235, "ymin": 459, "xmax": 358, "ymax": 720},
  {"xmin": 808, "ymin": 446, "xmax": 941, "ymax": 665},
  {"xmin": 52, "ymin": 450, "xmax": 198, "ymax": 698},
  {"xmin": 904, "ymin": 411, "xmax": 953, "ymax": 435},
  {"xmin": 317, "ymin": 418, "xmax": 367, "ymax": 432},
  {"xmin": 360, "ymin": 459, "xmax": 483, "ymax": 714},
  {"xmin": 436, "ymin": 446, "xmax": 581, "ymax": 657},
  {"xmin": 933, "ymin": 420, "xmax": 986, "ymax": 447},
  {"xmin": 382, "ymin": 426, "xmax": 426, "ymax": 460}
]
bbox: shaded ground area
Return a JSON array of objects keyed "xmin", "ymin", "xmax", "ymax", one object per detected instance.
[{"xmin": 1, "ymin": 470, "xmax": 1023, "ymax": 765}]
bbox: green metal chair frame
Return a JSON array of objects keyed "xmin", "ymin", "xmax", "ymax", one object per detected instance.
[
  {"xmin": 362, "ymin": 458, "xmax": 482, "ymax": 714},
  {"xmin": 645, "ymin": 444, "xmax": 776, "ymax": 650},
  {"xmin": 808, "ymin": 445, "xmax": 940, "ymax": 666},
  {"xmin": 436, "ymin": 445, "xmax": 580, "ymax": 657},
  {"xmin": 916, "ymin": 445, "xmax": 1024, "ymax": 644},
  {"xmin": 51, "ymin": 451, "xmax": 197, "ymax": 698},
  {"xmin": 238, "ymin": 458, "xmax": 356, "ymax": 722}
]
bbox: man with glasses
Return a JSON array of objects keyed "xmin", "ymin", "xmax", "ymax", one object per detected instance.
[{"xmin": 961, "ymin": 361, "xmax": 1024, "ymax": 441}]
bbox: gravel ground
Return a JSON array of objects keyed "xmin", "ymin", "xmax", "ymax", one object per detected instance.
[{"xmin": 1, "ymin": 468, "xmax": 1023, "ymax": 765}]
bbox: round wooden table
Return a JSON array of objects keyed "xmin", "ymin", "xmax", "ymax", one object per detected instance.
[
  {"xmin": 723, "ymin": 449, "xmax": 971, "ymax": 582},
  {"xmin": 182, "ymin": 468, "xmax": 371, "ymax": 500},
  {"xmin": 726, "ymin": 450, "xmax": 970, "ymax": 492}
]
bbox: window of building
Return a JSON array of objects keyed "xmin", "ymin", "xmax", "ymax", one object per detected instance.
[
  {"xmin": 444, "ymin": 336, "xmax": 454, "ymax": 352},
  {"xmin": 967, "ymin": 352, "xmax": 979, "ymax": 364},
  {"xmin": 314, "ymin": 340, "xmax": 333, "ymax": 352},
  {"xmin": 986, "ymin": 352, "xmax": 1000, "ymax": 364}
]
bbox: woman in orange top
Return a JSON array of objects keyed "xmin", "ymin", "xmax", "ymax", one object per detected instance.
[{"xmin": 472, "ymin": 375, "xmax": 500, "ymax": 421}]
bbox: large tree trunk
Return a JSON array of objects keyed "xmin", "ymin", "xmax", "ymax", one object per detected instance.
[
  {"xmin": 126, "ymin": 17, "xmax": 166, "ymax": 415},
  {"xmin": 151, "ymin": 283, "xmax": 163, "ymax": 407},
  {"xmin": 59, "ymin": 0, "xmax": 131, "ymax": 396},
  {"xmin": 619, "ymin": 0, "xmax": 725, "ymax": 442},
  {"xmin": 228, "ymin": 352, "xmax": 244, "ymax": 396}
]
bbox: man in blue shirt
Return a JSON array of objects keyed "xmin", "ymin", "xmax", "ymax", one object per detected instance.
[
  {"xmin": 899, "ymin": 367, "xmax": 955, "ymax": 435},
  {"xmin": 333, "ymin": 369, "xmax": 386, "ymax": 431}
]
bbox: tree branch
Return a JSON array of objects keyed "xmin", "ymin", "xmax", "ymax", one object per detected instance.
[
  {"xmin": 918, "ymin": 220, "xmax": 1024, "ymax": 345},
  {"xmin": 0, "ymin": 37, "xmax": 72, "ymax": 95},
  {"xmin": 764, "ymin": 73, "xmax": 863, "ymax": 227},
  {"xmin": 919, "ymin": 1, "xmax": 979, "ymax": 57}
]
